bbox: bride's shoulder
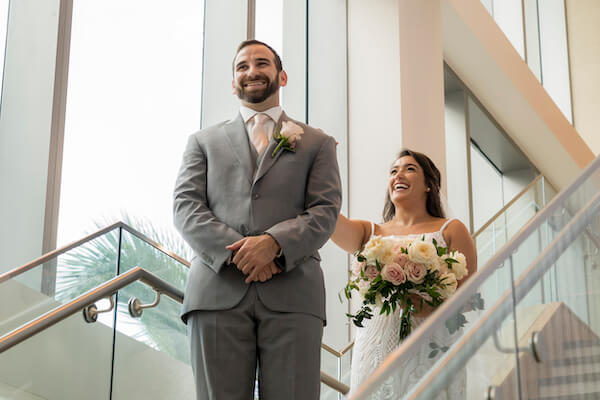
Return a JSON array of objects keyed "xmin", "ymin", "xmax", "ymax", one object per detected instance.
[{"xmin": 441, "ymin": 218, "xmax": 471, "ymax": 244}]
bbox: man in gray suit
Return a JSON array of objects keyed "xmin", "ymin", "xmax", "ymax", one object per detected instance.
[{"xmin": 173, "ymin": 40, "xmax": 342, "ymax": 399}]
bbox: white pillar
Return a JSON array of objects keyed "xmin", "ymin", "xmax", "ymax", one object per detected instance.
[
  {"xmin": 0, "ymin": 0, "xmax": 62, "ymax": 274},
  {"xmin": 397, "ymin": 0, "xmax": 447, "ymax": 193}
]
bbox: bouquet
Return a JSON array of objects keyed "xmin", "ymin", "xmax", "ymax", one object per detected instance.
[{"xmin": 344, "ymin": 235, "xmax": 470, "ymax": 342}]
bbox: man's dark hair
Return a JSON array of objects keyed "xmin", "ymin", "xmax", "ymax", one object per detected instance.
[
  {"xmin": 382, "ymin": 149, "xmax": 446, "ymax": 222},
  {"xmin": 232, "ymin": 39, "xmax": 283, "ymax": 73}
]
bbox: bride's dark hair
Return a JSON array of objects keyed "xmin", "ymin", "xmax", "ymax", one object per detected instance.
[{"xmin": 383, "ymin": 149, "xmax": 446, "ymax": 222}]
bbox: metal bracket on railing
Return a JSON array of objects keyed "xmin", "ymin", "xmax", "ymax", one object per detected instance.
[
  {"xmin": 492, "ymin": 330, "xmax": 545, "ymax": 363},
  {"xmin": 485, "ymin": 385, "xmax": 503, "ymax": 400},
  {"xmin": 82, "ymin": 296, "xmax": 115, "ymax": 323},
  {"xmin": 128, "ymin": 291, "xmax": 162, "ymax": 318}
]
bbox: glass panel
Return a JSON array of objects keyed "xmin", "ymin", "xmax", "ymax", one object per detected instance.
[
  {"xmin": 516, "ymin": 222, "xmax": 600, "ymax": 398},
  {"xmin": 320, "ymin": 345, "xmax": 352, "ymax": 399},
  {"xmin": 111, "ymin": 282, "xmax": 193, "ymax": 400},
  {"xmin": 0, "ymin": 229, "xmax": 119, "ymax": 338},
  {"xmin": 475, "ymin": 176, "xmax": 553, "ymax": 271},
  {"xmin": 393, "ymin": 157, "xmax": 600, "ymax": 399},
  {"xmin": 114, "ymin": 230, "xmax": 188, "ymax": 353},
  {"xmin": 0, "ymin": 308, "xmax": 114, "ymax": 400},
  {"xmin": 353, "ymin": 246, "xmax": 517, "ymax": 399}
]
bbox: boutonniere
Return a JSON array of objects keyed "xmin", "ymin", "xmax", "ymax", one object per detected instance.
[{"xmin": 271, "ymin": 121, "xmax": 304, "ymax": 157}]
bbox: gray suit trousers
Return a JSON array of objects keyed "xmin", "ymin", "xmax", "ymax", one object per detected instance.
[{"xmin": 187, "ymin": 284, "xmax": 323, "ymax": 400}]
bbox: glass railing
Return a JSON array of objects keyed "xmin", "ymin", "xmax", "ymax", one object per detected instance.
[
  {"xmin": 0, "ymin": 222, "xmax": 349, "ymax": 399},
  {"xmin": 0, "ymin": 223, "xmax": 193, "ymax": 400},
  {"xmin": 321, "ymin": 342, "xmax": 353, "ymax": 399},
  {"xmin": 349, "ymin": 155, "xmax": 600, "ymax": 399},
  {"xmin": 474, "ymin": 175, "xmax": 555, "ymax": 326}
]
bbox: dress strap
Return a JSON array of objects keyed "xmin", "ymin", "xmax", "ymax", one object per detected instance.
[
  {"xmin": 370, "ymin": 221, "xmax": 376, "ymax": 237},
  {"xmin": 440, "ymin": 218, "xmax": 458, "ymax": 233}
]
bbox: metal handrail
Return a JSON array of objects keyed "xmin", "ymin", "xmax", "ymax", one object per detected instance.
[
  {"xmin": 472, "ymin": 175, "xmax": 544, "ymax": 239},
  {"xmin": 0, "ymin": 222, "xmax": 190, "ymax": 285},
  {"xmin": 2, "ymin": 262, "xmax": 350, "ymax": 394},
  {"xmin": 408, "ymin": 191, "xmax": 600, "ymax": 399},
  {"xmin": 0, "ymin": 267, "xmax": 183, "ymax": 353},
  {"xmin": 322, "ymin": 340, "xmax": 354, "ymax": 357},
  {"xmin": 349, "ymin": 155, "xmax": 600, "ymax": 399}
]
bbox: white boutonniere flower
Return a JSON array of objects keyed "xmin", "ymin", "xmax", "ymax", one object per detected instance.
[{"xmin": 272, "ymin": 121, "xmax": 304, "ymax": 157}]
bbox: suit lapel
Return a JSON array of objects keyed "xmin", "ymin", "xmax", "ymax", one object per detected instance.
[
  {"xmin": 254, "ymin": 112, "xmax": 289, "ymax": 184},
  {"xmin": 223, "ymin": 113, "xmax": 254, "ymax": 184}
]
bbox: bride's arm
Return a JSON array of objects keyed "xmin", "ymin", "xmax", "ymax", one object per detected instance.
[{"xmin": 330, "ymin": 214, "xmax": 371, "ymax": 254}]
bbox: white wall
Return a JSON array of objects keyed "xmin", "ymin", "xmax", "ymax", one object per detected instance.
[{"xmin": 0, "ymin": 0, "xmax": 61, "ymax": 274}]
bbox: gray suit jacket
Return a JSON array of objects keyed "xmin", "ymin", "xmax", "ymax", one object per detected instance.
[{"xmin": 173, "ymin": 112, "xmax": 342, "ymax": 324}]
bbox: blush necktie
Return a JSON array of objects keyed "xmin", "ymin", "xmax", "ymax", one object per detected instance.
[{"xmin": 251, "ymin": 113, "xmax": 270, "ymax": 155}]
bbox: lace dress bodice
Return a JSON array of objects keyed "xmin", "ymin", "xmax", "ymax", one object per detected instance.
[{"xmin": 349, "ymin": 219, "xmax": 466, "ymax": 399}]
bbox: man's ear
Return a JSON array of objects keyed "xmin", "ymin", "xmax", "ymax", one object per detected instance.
[
  {"xmin": 232, "ymin": 80, "xmax": 236, "ymax": 95},
  {"xmin": 279, "ymin": 70, "xmax": 288, "ymax": 87}
]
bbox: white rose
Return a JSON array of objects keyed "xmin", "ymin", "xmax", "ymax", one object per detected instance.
[
  {"xmin": 362, "ymin": 236, "xmax": 384, "ymax": 264},
  {"xmin": 408, "ymin": 240, "xmax": 438, "ymax": 264},
  {"xmin": 439, "ymin": 272, "xmax": 458, "ymax": 299},
  {"xmin": 429, "ymin": 258, "xmax": 448, "ymax": 274},
  {"xmin": 449, "ymin": 251, "xmax": 468, "ymax": 280}
]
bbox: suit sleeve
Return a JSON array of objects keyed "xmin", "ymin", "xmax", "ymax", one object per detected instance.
[
  {"xmin": 266, "ymin": 135, "xmax": 342, "ymax": 271},
  {"xmin": 173, "ymin": 134, "xmax": 243, "ymax": 273}
]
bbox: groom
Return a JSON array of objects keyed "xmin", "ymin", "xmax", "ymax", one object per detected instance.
[{"xmin": 173, "ymin": 40, "xmax": 342, "ymax": 399}]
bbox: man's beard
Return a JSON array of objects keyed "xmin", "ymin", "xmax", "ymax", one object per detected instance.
[{"xmin": 236, "ymin": 73, "xmax": 280, "ymax": 103}]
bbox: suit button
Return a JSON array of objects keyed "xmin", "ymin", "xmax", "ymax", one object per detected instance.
[{"xmin": 253, "ymin": 193, "xmax": 260, "ymax": 200}]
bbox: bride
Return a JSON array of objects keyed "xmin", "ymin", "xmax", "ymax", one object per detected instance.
[{"xmin": 331, "ymin": 149, "xmax": 477, "ymax": 399}]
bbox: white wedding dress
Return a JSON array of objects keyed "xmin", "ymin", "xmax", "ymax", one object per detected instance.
[{"xmin": 349, "ymin": 219, "xmax": 466, "ymax": 399}]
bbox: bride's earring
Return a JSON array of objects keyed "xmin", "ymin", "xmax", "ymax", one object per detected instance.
[{"xmin": 426, "ymin": 187, "xmax": 430, "ymax": 192}]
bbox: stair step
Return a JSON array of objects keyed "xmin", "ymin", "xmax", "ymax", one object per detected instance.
[
  {"xmin": 563, "ymin": 339, "xmax": 600, "ymax": 350},
  {"xmin": 550, "ymin": 354, "xmax": 600, "ymax": 367},
  {"xmin": 529, "ymin": 392, "xmax": 600, "ymax": 400},
  {"xmin": 538, "ymin": 376, "xmax": 600, "ymax": 397},
  {"xmin": 545, "ymin": 362, "xmax": 600, "ymax": 377},
  {"xmin": 539, "ymin": 371, "xmax": 600, "ymax": 386}
]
